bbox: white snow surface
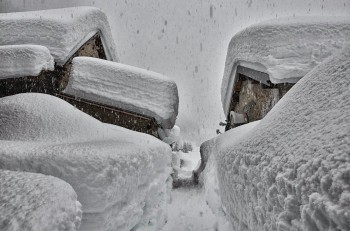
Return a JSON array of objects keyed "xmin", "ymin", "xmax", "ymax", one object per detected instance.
[
  {"xmin": 221, "ymin": 16, "xmax": 350, "ymax": 116},
  {"xmin": 0, "ymin": 7, "xmax": 117, "ymax": 65},
  {"xmin": 0, "ymin": 169, "xmax": 82, "ymax": 231},
  {"xmin": 64, "ymin": 57, "xmax": 179, "ymax": 129},
  {"xmin": 0, "ymin": 45, "xmax": 54, "ymax": 79},
  {"xmin": 214, "ymin": 46, "xmax": 350, "ymax": 230},
  {"xmin": 0, "ymin": 93, "xmax": 172, "ymax": 231}
]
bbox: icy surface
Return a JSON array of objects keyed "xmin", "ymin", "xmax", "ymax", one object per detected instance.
[
  {"xmin": 0, "ymin": 7, "xmax": 117, "ymax": 65},
  {"xmin": 221, "ymin": 16, "xmax": 350, "ymax": 115},
  {"xmin": 0, "ymin": 45, "xmax": 54, "ymax": 79},
  {"xmin": 0, "ymin": 169, "xmax": 81, "ymax": 231},
  {"xmin": 0, "ymin": 93, "xmax": 172, "ymax": 231},
  {"xmin": 215, "ymin": 46, "xmax": 350, "ymax": 230},
  {"xmin": 64, "ymin": 57, "xmax": 179, "ymax": 129}
]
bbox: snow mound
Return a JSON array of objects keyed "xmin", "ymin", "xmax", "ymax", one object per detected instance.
[
  {"xmin": 0, "ymin": 93, "xmax": 172, "ymax": 231},
  {"xmin": 0, "ymin": 45, "xmax": 54, "ymax": 79},
  {"xmin": 221, "ymin": 16, "xmax": 350, "ymax": 115},
  {"xmin": 0, "ymin": 169, "xmax": 81, "ymax": 231},
  {"xmin": 64, "ymin": 57, "xmax": 179, "ymax": 129},
  {"xmin": 0, "ymin": 7, "xmax": 117, "ymax": 65},
  {"xmin": 215, "ymin": 46, "xmax": 350, "ymax": 230}
]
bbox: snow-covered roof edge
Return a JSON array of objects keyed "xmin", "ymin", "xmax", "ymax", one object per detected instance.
[
  {"xmin": 0, "ymin": 45, "xmax": 54, "ymax": 79},
  {"xmin": 0, "ymin": 7, "xmax": 118, "ymax": 65},
  {"xmin": 221, "ymin": 16, "xmax": 350, "ymax": 116},
  {"xmin": 64, "ymin": 57, "xmax": 179, "ymax": 129}
]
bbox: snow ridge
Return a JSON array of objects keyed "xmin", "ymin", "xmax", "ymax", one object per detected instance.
[
  {"xmin": 221, "ymin": 16, "xmax": 350, "ymax": 116},
  {"xmin": 216, "ymin": 46, "xmax": 350, "ymax": 230}
]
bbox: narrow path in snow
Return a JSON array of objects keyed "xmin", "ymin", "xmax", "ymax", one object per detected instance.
[
  {"xmin": 162, "ymin": 187, "xmax": 220, "ymax": 231},
  {"xmin": 161, "ymin": 148, "xmax": 232, "ymax": 231}
]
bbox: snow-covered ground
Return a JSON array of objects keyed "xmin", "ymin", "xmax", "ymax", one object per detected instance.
[
  {"xmin": 221, "ymin": 16, "xmax": 350, "ymax": 115},
  {"xmin": 0, "ymin": 93, "xmax": 172, "ymax": 231},
  {"xmin": 0, "ymin": 169, "xmax": 82, "ymax": 231},
  {"xmin": 0, "ymin": 45, "xmax": 54, "ymax": 79},
  {"xmin": 211, "ymin": 46, "xmax": 350, "ymax": 230},
  {"xmin": 0, "ymin": 7, "xmax": 117, "ymax": 65},
  {"xmin": 64, "ymin": 57, "xmax": 179, "ymax": 129},
  {"xmin": 162, "ymin": 147, "xmax": 232, "ymax": 231}
]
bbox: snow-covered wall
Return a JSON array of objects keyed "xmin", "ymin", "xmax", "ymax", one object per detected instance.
[
  {"xmin": 221, "ymin": 16, "xmax": 350, "ymax": 116},
  {"xmin": 64, "ymin": 57, "xmax": 179, "ymax": 129},
  {"xmin": 1, "ymin": 0, "xmax": 350, "ymax": 142},
  {"xmin": 214, "ymin": 46, "xmax": 350, "ymax": 230},
  {"xmin": 0, "ymin": 7, "xmax": 117, "ymax": 65},
  {"xmin": 0, "ymin": 45, "xmax": 54, "ymax": 79}
]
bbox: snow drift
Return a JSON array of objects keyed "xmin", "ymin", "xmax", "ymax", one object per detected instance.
[
  {"xmin": 0, "ymin": 93, "xmax": 172, "ymax": 231},
  {"xmin": 0, "ymin": 169, "xmax": 82, "ymax": 231},
  {"xmin": 0, "ymin": 45, "xmax": 54, "ymax": 79},
  {"xmin": 64, "ymin": 57, "xmax": 179, "ymax": 129},
  {"xmin": 0, "ymin": 7, "xmax": 117, "ymax": 65},
  {"xmin": 214, "ymin": 46, "xmax": 350, "ymax": 230},
  {"xmin": 221, "ymin": 16, "xmax": 350, "ymax": 116}
]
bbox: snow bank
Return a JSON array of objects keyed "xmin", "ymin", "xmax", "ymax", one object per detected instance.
[
  {"xmin": 0, "ymin": 169, "xmax": 81, "ymax": 231},
  {"xmin": 0, "ymin": 93, "xmax": 172, "ymax": 231},
  {"xmin": 0, "ymin": 7, "xmax": 117, "ymax": 65},
  {"xmin": 64, "ymin": 57, "xmax": 179, "ymax": 129},
  {"xmin": 221, "ymin": 16, "xmax": 350, "ymax": 116},
  {"xmin": 0, "ymin": 45, "xmax": 54, "ymax": 79},
  {"xmin": 215, "ymin": 46, "xmax": 350, "ymax": 230}
]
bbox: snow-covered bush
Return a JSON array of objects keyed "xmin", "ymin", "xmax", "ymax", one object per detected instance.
[
  {"xmin": 214, "ymin": 46, "xmax": 350, "ymax": 230},
  {"xmin": 0, "ymin": 93, "xmax": 172, "ymax": 231}
]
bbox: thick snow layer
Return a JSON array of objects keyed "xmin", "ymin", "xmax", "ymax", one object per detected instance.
[
  {"xmin": 221, "ymin": 16, "xmax": 350, "ymax": 116},
  {"xmin": 215, "ymin": 46, "xmax": 350, "ymax": 230},
  {"xmin": 0, "ymin": 7, "xmax": 117, "ymax": 65},
  {"xmin": 0, "ymin": 93, "xmax": 172, "ymax": 231},
  {"xmin": 0, "ymin": 45, "xmax": 54, "ymax": 79},
  {"xmin": 64, "ymin": 57, "xmax": 179, "ymax": 129},
  {"xmin": 0, "ymin": 169, "xmax": 82, "ymax": 231}
]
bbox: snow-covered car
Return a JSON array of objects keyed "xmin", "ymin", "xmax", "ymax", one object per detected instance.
[
  {"xmin": 221, "ymin": 17, "xmax": 350, "ymax": 130},
  {"xmin": 206, "ymin": 45, "xmax": 350, "ymax": 230},
  {"xmin": 0, "ymin": 93, "xmax": 172, "ymax": 231}
]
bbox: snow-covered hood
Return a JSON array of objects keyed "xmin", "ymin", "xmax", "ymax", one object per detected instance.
[
  {"xmin": 221, "ymin": 16, "xmax": 350, "ymax": 116},
  {"xmin": 0, "ymin": 7, "xmax": 118, "ymax": 65}
]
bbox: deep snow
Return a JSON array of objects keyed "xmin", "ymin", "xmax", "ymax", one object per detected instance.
[
  {"xmin": 0, "ymin": 7, "xmax": 117, "ymax": 65},
  {"xmin": 64, "ymin": 57, "xmax": 179, "ymax": 129},
  {"xmin": 0, "ymin": 93, "xmax": 172, "ymax": 231},
  {"xmin": 214, "ymin": 46, "xmax": 350, "ymax": 230},
  {"xmin": 0, "ymin": 169, "xmax": 82, "ymax": 231},
  {"xmin": 221, "ymin": 16, "xmax": 350, "ymax": 116},
  {"xmin": 0, "ymin": 45, "xmax": 54, "ymax": 79}
]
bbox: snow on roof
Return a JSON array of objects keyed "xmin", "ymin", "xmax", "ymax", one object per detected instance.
[
  {"xmin": 0, "ymin": 45, "xmax": 54, "ymax": 79},
  {"xmin": 215, "ymin": 46, "xmax": 350, "ymax": 230},
  {"xmin": 221, "ymin": 16, "xmax": 350, "ymax": 116},
  {"xmin": 0, "ymin": 169, "xmax": 81, "ymax": 231},
  {"xmin": 64, "ymin": 57, "xmax": 179, "ymax": 129},
  {"xmin": 0, "ymin": 93, "xmax": 171, "ymax": 230},
  {"xmin": 0, "ymin": 7, "xmax": 118, "ymax": 65}
]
